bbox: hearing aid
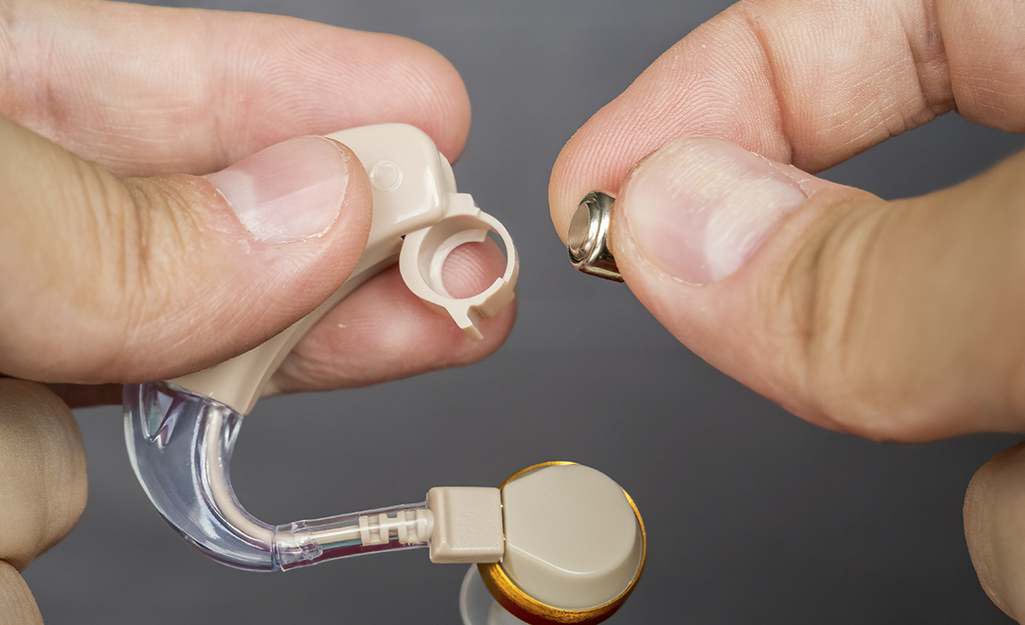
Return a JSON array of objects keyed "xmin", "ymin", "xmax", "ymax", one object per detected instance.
[{"xmin": 123, "ymin": 124, "xmax": 644, "ymax": 625}]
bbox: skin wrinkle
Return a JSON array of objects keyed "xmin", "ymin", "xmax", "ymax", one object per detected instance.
[
  {"xmin": 71, "ymin": 160, "xmax": 130, "ymax": 375},
  {"xmin": 34, "ymin": 13, "xmax": 79, "ymax": 150},
  {"xmin": 232, "ymin": 23, "xmax": 333, "ymax": 156},
  {"xmin": 126, "ymin": 186, "xmax": 240, "ymax": 371},
  {"xmin": 120, "ymin": 177, "xmax": 177, "ymax": 348},
  {"xmin": 0, "ymin": 1, "xmax": 33, "ymax": 125},
  {"xmin": 63, "ymin": 155, "xmax": 123, "ymax": 316},
  {"xmin": 822, "ymin": 205, "xmax": 895, "ymax": 425},
  {"xmin": 390, "ymin": 55, "xmax": 462, "ymax": 149},
  {"xmin": 775, "ymin": 195, "xmax": 883, "ymax": 433},
  {"xmin": 881, "ymin": 11, "xmax": 933, "ymax": 134},
  {"xmin": 209, "ymin": 34, "xmax": 244, "ymax": 172},
  {"xmin": 877, "ymin": 58, "xmax": 927, "ymax": 138},
  {"xmin": 738, "ymin": 5, "xmax": 795, "ymax": 168},
  {"xmin": 691, "ymin": 20, "xmax": 785, "ymax": 156},
  {"xmin": 14, "ymin": 137, "xmax": 97, "ymax": 317},
  {"xmin": 613, "ymin": 21, "xmax": 784, "ymax": 185},
  {"xmin": 134, "ymin": 14, "xmax": 218, "ymax": 168},
  {"xmin": 901, "ymin": 0, "xmax": 954, "ymax": 116},
  {"xmin": 761, "ymin": 1, "xmax": 856, "ymax": 159},
  {"xmin": 807, "ymin": 204, "xmax": 920, "ymax": 436},
  {"xmin": 943, "ymin": 0, "xmax": 1025, "ymax": 130},
  {"xmin": 119, "ymin": 183, "xmax": 230, "ymax": 374},
  {"xmin": 224, "ymin": 25, "xmax": 466, "ymax": 165},
  {"xmin": 808, "ymin": 2, "xmax": 916, "ymax": 164},
  {"xmin": 136, "ymin": 10, "xmax": 232, "ymax": 172}
]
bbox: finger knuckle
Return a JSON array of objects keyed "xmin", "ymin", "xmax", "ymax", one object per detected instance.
[{"xmin": 776, "ymin": 193, "xmax": 909, "ymax": 438}]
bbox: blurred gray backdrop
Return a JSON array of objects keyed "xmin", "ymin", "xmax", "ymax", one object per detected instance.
[{"xmin": 24, "ymin": 1, "xmax": 1025, "ymax": 623}]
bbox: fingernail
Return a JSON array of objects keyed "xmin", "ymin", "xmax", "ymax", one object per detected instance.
[
  {"xmin": 206, "ymin": 136, "xmax": 349, "ymax": 244},
  {"xmin": 623, "ymin": 136, "xmax": 806, "ymax": 285}
]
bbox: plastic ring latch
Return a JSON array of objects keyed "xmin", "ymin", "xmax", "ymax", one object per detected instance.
[{"xmin": 399, "ymin": 193, "xmax": 519, "ymax": 340}]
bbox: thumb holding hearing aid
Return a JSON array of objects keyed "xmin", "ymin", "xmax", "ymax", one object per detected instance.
[{"xmin": 550, "ymin": 0, "xmax": 1025, "ymax": 617}]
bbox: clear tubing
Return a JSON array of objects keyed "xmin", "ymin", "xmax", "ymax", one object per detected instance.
[
  {"xmin": 124, "ymin": 381, "xmax": 433, "ymax": 572},
  {"xmin": 274, "ymin": 501, "xmax": 433, "ymax": 570}
]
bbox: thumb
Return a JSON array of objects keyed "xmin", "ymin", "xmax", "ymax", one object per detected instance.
[
  {"xmin": 0, "ymin": 115, "xmax": 372, "ymax": 384},
  {"xmin": 0, "ymin": 378, "xmax": 87, "ymax": 624},
  {"xmin": 964, "ymin": 441, "xmax": 1025, "ymax": 622},
  {"xmin": 610, "ymin": 136, "xmax": 1025, "ymax": 441}
]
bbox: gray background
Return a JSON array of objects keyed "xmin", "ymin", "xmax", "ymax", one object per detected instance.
[{"xmin": 23, "ymin": 1, "xmax": 1025, "ymax": 623}]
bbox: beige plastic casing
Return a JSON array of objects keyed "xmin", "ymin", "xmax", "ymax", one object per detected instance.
[
  {"xmin": 168, "ymin": 124, "xmax": 518, "ymax": 414},
  {"xmin": 426, "ymin": 487, "xmax": 504, "ymax": 563},
  {"xmin": 499, "ymin": 464, "xmax": 644, "ymax": 610}
]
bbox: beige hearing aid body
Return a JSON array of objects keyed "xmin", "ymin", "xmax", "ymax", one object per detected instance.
[{"xmin": 169, "ymin": 124, "xmax": 518, "ymax": 414}]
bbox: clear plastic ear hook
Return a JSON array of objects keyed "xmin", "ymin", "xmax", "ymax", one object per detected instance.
[
  {"xmin": 123, "ymin": 124, "xmax": 518, "ymax": 571},
  {"xmin": 125, "ymin": 381, "xmax": 437, "ymax": 571}
]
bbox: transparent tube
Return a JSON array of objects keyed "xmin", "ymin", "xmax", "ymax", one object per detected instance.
[{"xmin": 124, "ymin": 381, "xmax": 433, "ymax": 572}]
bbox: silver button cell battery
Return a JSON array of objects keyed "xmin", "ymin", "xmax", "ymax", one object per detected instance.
[{"xmin": 567, "ymin": 191, "xmax": 623, "ymax": 282}]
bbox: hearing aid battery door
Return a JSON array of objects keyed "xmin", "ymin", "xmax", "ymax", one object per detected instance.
[{"xmin": 461, "ymin": 463, "xmax": 646, "ymax": 625}]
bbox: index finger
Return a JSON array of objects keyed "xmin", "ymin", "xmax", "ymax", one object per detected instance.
[
  {"xmin": 549, "ymin": 0, "xmax": 1025, "ymax": 239},
  {"xmin": 0, "ymin": 0, "xmax": 471, "ymax": 175}
]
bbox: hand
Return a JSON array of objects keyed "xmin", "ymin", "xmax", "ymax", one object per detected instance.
[
  {"xmin": 548, "ymin": 0, "xmax": 1024, "ymax": 617},
  {"xmin": 0, "ymin": 0, "xmax": 514, "ymax": 618},
  {"xmin": 0, "ymin": 380, "xmax": 86, "ymax": 625}
]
